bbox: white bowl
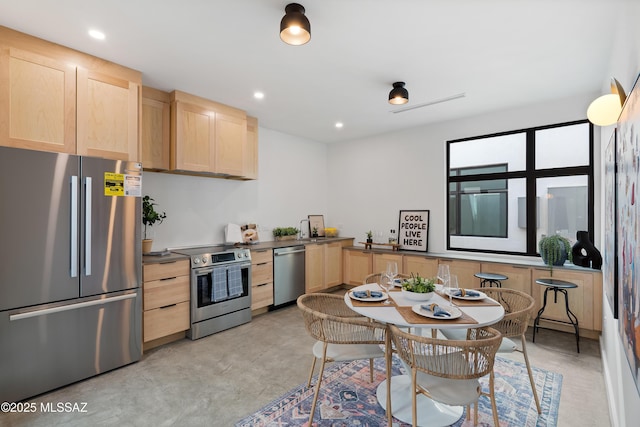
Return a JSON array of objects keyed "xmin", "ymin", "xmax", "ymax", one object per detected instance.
[{"xmin": 401, "ymin": 289, "xmax": 434, "ymax": 301}]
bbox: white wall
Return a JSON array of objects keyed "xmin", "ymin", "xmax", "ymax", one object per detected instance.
[
  {"xmin": 327, "ymin": 93, "xmax": 598, "ymax": 253},
  {"xmin": 598, "ymin": 2, "xmax": 640, "ymax": 426},
  {"xmin": 142, "ymin": 127, "xmax": 328, "ymax": 249}
]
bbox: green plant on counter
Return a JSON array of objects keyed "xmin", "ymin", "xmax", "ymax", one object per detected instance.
[
  {"xmin": 142, "ymin": 195, "xmax": 166, "ymax": 239},
  {"xmin": 401, "ymin": 273, "xmax": 436, "ymax": 293},
  {"xmin": 539, "ymin": 234, "xmax": 573, "ymax": 274},
  {"xmin": 272, "ymin": 227, "xmax": 300, "ymax": 237},
  {"xmin": 366, "ymin": 230, "xmax": 373, "ymax": 239}
]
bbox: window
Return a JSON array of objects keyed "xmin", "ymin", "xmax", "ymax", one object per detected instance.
[{"xmin": 447, "ymin": 120, "xmax": 593, "ymax": 256}]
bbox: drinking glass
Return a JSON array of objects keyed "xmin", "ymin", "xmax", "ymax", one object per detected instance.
[
  {"xmin": 385, "ymin": 261, "xmax": 398, "ymax": 286},
  {"xmin": 448, "ymin": 274, "xmax": 459, "ymax": 307},
  {"xmin": 437, "ymin": 264, "xmax": 450, "ymax": 292},
  {"xmin": 379, "ymin": 272, "xmax": 393, "ymax": 304}
]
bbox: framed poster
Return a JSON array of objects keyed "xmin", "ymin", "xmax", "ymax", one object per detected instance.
[
  {"xmin": 398, "ymin": 210, "xmax": 429, "ymax": 252},
  {"xmin": 604, "ymin": 129, "xmax": 618, "ymax": 319},
  {"xmin": 616, "ymin": 72, "xmax": 640, "ymax": 396},
  {"xmin": 308, "ymin": 215, "xmax": 325, "ymax": 237}
]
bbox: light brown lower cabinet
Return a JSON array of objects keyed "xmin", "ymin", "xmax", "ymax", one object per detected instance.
[
  {"xmin": 142, "ymin": 259, "xmax": 190, "ymax": 351},
  {"xmin": 403, "ymin": 255, "xmax": 439, "ymax": 278},
  {"xmin": 251, "ymin": 249, "xmax": 273, "ymax": 310},
  {"xmin": 480, "ymin": 262, "xmax": 532, "ymax": 295},
  {"xmin": 438, "ymin": 258, "xmax": 481, "ymax": 288},
  {"xmin": 343, "ymin": 248, "xmax": 373, "ymax": 285},
  {"xmin": 373, "ymin": 253, "xmax": 403, "ymax": 276}
]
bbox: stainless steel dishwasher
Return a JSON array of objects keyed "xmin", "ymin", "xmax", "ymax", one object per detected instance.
[{"xmin": 273, "ymin": 245, "xmax": 306, "ymax": 306}]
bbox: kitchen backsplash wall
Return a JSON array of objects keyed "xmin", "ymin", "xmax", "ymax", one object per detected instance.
[{"xmin": 143, "ymin": 127, "xmax": 328, "ymax": 250}]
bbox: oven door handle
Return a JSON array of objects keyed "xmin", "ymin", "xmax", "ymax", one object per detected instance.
[{"xmin": 194, "ymin": 267, "xmax": 215, "ymax": 275}]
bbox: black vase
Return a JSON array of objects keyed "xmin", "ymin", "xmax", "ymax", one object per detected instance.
[{"xmin": 571, "ymin": 230, "xmax": 602, "ymax": 269}]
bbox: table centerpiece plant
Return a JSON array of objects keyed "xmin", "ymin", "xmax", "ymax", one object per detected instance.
[{"xmin": 401, "ymin": 273, "xmax": 437, "ymax": 301}]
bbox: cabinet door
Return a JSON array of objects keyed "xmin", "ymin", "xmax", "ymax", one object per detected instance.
[
  {"xmin": 243, "ymin": 116, "xmax": 258, "ymax": 180},
  {"xmin": 531, "ymin": 268, "xmax": 595, "ymax": 331},
  {"xmin": 141, "ymin": 86, "xmax": 170, "ymax": 170},
  {"xmin": 403, "ymin": 255, "xmax": 439, "ymax": 278},
  {"xmin": 480, "ymin": 263, "xmax": 532, "ymax": 294},
  {"xmin": 76, "ymin": 68, "xmax": 140, "ymax": 161},
  {"xmin": 171, "ymin": 100, "xmax": 215, "ymax": 172},
  {"xmin": 305, "ymin": 244, "xmax": 324, "ymax": 293},
  {"xmin": 215, "ymin": 112, "xmax": 246, "ymax": 176},
  {"xmin": 0, "ymin": 46, "xmax": 76, "ymax": 153},
  {"xmin": 373, "ymin": 253, "xmax": 403, "ymax": 274},
  {"xmin": 343, "ymin": 249, "xmax": 373, "ymax": 285},
  {"xmin": 438, "ymin": 259, "xmax": 481, "ymax": 288},
  {"xmin": 324, "ymin": 242, "xmax": 343, "ymax": 287}
]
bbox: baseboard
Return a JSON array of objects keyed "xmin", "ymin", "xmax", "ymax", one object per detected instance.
[{"xmin": 600, "ymin": 334, "xmax": 620, "ymax": 427}]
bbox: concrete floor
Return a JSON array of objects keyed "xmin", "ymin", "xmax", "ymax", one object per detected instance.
[{"xmin": 2, "ymin": 299, "xmax": 609, "ymax": 427}]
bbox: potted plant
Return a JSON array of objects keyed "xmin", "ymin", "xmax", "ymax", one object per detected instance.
[
  {"xmin": 311, "ymin": 227, "xmax": 318, "ymax": 238},
  {"xmin": 539, "ymin": 234, "xmax": 573, "ymax": 273},
  {"xmin": 400, "ymin": 273, "xmax": 437, "ymax": 301},
  {"xmin": 366, "ymin": 230, "xmax": 373, "ymax": 243},
  {"xmin": 142, "ymin": 195, "xmax": 166, "ymax": 253},
  {"xmin": 273, "ymin": 227, "xmax": 300, "ymax": 241}
]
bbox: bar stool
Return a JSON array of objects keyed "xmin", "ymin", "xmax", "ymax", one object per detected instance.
[
  {"xmin": 474, "ymin": 272, "xmax": 508, "ymax": 288},
  {"xmin": 533, "ymin": 278, "xmax": 580, "ymax": 353}
]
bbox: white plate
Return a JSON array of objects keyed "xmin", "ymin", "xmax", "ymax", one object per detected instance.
[
  {"xmin": 349, "ymin": 291, "xmax": 389, "ymax": 302},
  {"xmin": 446, "ymin": 289, "xmax": 487, "ymax": 301},
  {"xmin": 412, "ymin": 304, "xmax": 462, "ymax": 320}
]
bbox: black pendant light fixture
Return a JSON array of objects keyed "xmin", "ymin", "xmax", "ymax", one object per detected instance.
[
  {"xmin": 280, "ymin": 3, "xmax": 311, "ymax": 46},
  {"xmin": 388, "ymin": 82, "xmax": 409, "ymax": 105}
]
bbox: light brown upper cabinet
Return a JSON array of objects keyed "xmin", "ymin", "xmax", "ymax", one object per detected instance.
[
  {"xmin": 243, "ymin": 116, "xmax": 259, "ymax": 180},
  {"xmin": 170, "ymin": 90, "xmax": 253, "ymax": 178},
  {"xmin": 0, "ymin": 26, "xmax": 141, "ymax": 161},
  {"xmin": 141, "ymin": 86, "xmax": 170, "ymax": 170}
]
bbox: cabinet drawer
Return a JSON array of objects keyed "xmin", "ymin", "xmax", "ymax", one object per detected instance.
[
  {"xmin": 143, "ymin": 259, "xmax": 190, "ymax": 282},
  {"xmin": 251, "ymin": 282, "xmax": 273, "ymax": 310},
  {"xmin": 143, "ymin": 301, "xmax": 190, "ymax": 342},
  {"xmin": 143, "ymin": 275, "xmax": 190, "ymax": 311},
  {"xmin": 251, "ymin": 249, "xmax": 273, "ymax": 264},
  {"xmin": 252, "ymin": 262, "xmax": 273, "ymax": 285}
]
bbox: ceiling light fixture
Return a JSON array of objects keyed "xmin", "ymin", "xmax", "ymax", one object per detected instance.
[
  {"xmin": 280, "ymin": 3, "xmax": 311, "ymax": 46},
  {"xmin": 335, "ymin": 122, "xmax": 343, "ymax": 129},
  {"xmin": 88, "ymin": 29, "xmax": 105, "ymax": 40},
  {"xmin": 587, "ymin": 78, "xmax": 627, "ymax": 126},
  {"xmin": 253, "ymin": 91, "xmax": 265, "ymax": 100},
  {"xmin": 388, "ymin": 82, "xmax": 409, "ymax": 105}
]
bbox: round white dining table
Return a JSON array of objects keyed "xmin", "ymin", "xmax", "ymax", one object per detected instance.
[{"xmin": 344, "ymin": 282, "xmax": 505, "ymax": 427}]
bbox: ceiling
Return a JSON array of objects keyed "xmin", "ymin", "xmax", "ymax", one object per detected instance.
[{"xmin": 0, "ymin": 0, "xmax": 627, "ymax": 143}]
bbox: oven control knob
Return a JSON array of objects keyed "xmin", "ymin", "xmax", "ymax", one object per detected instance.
[
  {"xmin": 202, "ymin": 256, "xmax": 208, "ymax": 263},
  {"xmin": 194, "ymin": 257, "xmax": 200, "ymax": 264},
  {"xmin": 237, "ymin": 252, "xmax": 244, "ymax": 258}
]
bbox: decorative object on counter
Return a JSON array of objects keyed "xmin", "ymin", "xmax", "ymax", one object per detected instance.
[
  {"xmin": 308, "ymin": 215, "xmax": 325, "ymax": 237},
  {"xmin": 142, "ymin": 195, "xmax": 166, "ymax": 254},
  {"xmin": 311, "ymin": 227, "xmax": 318, "ymax": 238},
  {"xmin": 241, "ymin": 223, "xmax": 260, "ymax": 244},
  {"xmin": 388, "ymin": 229, "xmax": 397, "ymax": 244},
  {"xmin": 538, "ymin": 234, "xmax": 573, "ymax": 273},
  {"xmin": 398, "ymin": 210, "xmax": 430, "ymax": 252},
  {"xmin": 571, "ymin": 231, "xmax": 602, "ymax": 269},
  {"xmin": 324, "ymin": 227, "xmax": 339, "ymax": 237},
  {"xmin": 366, "ymin": 230, "xmax": 373, "ymax": 243},
  {"xmin": 272, "ymin": 227, "xmax": 299, "ymax": 241},
  {"xmin": 401, "ymin": 273, "xmax": 436, "ymax": 301}
]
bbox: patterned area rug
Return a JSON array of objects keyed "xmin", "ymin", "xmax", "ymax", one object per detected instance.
[{"xmin": 236, "ymin": 355, "xmax": 562, "ymax": 427}]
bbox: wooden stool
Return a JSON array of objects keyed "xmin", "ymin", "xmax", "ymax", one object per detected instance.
[
  {"xmin": 533, "ymin": 278, "xmax": 580, "ymax": 353},
  {"xmin": 474, "ymin": 272, "xmax": 508, "ymax": 288}
]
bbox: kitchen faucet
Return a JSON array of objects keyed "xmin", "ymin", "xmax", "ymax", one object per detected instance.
[{"xmin": 298, "ymin": 219, "xmax": 309, "ymax": 240}]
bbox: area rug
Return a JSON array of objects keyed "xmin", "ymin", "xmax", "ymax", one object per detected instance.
[{"xmin": 236, "ymin": 355, "xmax": 562, "ymax": 427}]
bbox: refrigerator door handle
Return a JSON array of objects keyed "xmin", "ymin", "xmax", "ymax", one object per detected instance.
[
  {"xmin": 70, "ymin": 175, "xmax": 78, "ymax": 278},
  {"xmin": 9, "ymin": 293, "xmax": 137, "ymax": 321},
  {"xmin": 84, "ymin": 176, "xmax": 92, "ymax": 276}
]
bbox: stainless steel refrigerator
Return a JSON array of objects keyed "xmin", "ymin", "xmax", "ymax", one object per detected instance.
[{"xmin": 0, "ymin": 146, "xmax": 143, "ymax": 402}]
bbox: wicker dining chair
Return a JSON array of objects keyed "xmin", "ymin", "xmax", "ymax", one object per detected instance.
[
  {"xmin": 364, "ymin": 272, "xmax": 409, "ymax": 284},
  {"xmin": 440, "ymin": 287, "xmax": 541, "ymax": 414},
  {"xmin": 297, "ymin": 293, "xmax": 391, "ymax": 425},
  {"xmin": 389, "ymin": 324, "xmax": 502, "ymax": 427}
]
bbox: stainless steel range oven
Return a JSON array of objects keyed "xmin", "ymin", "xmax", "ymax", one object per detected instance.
[{"xmin": 173, "ymin": 246, "xmax": 252, "ymax": 340}]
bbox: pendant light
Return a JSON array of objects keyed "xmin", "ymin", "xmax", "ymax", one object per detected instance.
[
  {"xmin": 587, "ymin": 78, "xmax": 627, "ymax": 126},
  {"xmin": 280, "ymin": 3, "xmax": 311, "ymax": 46},
  {"xmin": 388, "ymin": 82, "xmax": 409, "ymax": 105}
]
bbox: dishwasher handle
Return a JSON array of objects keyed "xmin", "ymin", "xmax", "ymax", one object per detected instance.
[{"xmin": 274, "ymin": 249, "xmax": 306, "ymax": 256}]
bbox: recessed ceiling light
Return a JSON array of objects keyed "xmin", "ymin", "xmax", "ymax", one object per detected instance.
[
  {"xmin": 335, "ymin": 122, "xmax": 343, "ymax": 129},
  {"xmin": 88, "ymin": 29, "xmax": 105, "ymax": 40},
  {"xmin": 253, "ymin": 92, "xmax": 265, "ymax": 100}
]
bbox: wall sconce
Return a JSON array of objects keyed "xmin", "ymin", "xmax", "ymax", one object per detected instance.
[
  {"xmin": 280, "ymin": 3, "xmax": 311, "ymax": 46},
  {"xmin": 388, "ymin": 82, "xmax": 409, "ymax": 105},
  {"xmin": 587, "ymin": 78, "xmax": 627, "ymax": 126}
]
